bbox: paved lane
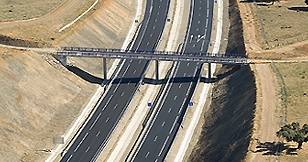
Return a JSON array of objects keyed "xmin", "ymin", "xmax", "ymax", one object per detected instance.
[
  {"xmin": 131, "ymin": 0, "xmax": 214, "ymax": 161},
  {"xmin": 61, "ymin": 0, "xmax": 171, "ymax": 161}
]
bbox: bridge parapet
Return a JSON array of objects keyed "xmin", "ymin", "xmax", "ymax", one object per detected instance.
[{"xmin": 57, "ymin": 47, "xmax": 247, "ymax": 64}]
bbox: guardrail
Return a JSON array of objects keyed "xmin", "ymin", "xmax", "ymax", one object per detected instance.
[{"xmin": 57, "ymin": 47, "xmax": 248, "ymax": 64}]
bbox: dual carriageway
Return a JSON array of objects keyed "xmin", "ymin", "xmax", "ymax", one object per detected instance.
[{"xmin": 61, "ymin": 0, "xmax": 222, "ymax": 161}]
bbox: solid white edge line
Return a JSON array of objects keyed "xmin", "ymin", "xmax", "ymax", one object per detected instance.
[
  {"xmin": 173, "ymin": 0, "xmax": 222, "ymax": 161},
  {"xmin": 46, "ymin": 0, "xmax": 143, "ymax": 161}
]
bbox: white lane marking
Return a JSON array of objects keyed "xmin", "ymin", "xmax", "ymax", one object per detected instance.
[
  {"xmin": 113, "ymin": 83, "xmax": 120, "ymax": 93},
  {"xmin": 187, "ymin": 63, "xmax": 190, "ymax": 66},
  {"xmin": 130, "ymin": 59, "xmax": 133, "ymax": 63},
  {"xmin": 199, "ymin": 7, "xmax": 201, "ymax": 10},
  {"xmin": 207, "ymin": 8, "xmax": 209, "ymax": 17},
  {"xmin": 67, "ymin": 155, "xmax": 73, "ymax": 162},
  {"xmin": 138, "ymin": 60, "xmax": 142, "ymax": 64},
  {"xmin": 155, "ymin": 159, "xmax": 158, "ymax": 162},
  {"xmin": 121, "ymin": 92, "xmax": 125, "ymax": 96},
  {"xmin": 201, "ymin": 40, "xmax": 205, "ymax": 51},
  {"xmin": 136, "ymin": 1, "xmax": 153, "ymax": 50},
  {"xmin": 174, "ymin": 96, "xmax": 177, "ymax": 100},
  {"xmin": 145, "ymin": 152, "xmax": 150, "ymax": 158},
  {"xmin": 198, "ymin": 20, "xmax": 200, "ymax": 24},
  {"xmin": 150, "ymin": 34, "xmax": 153, "ymax": 37},
  {"xmin": 196, "ymin": 28, "xmax": 199, "ymax": 31},
  {"xmin": 106, "ymin": 117, "xmax": 110, "ymax": 123},
  {"xmin": 157, "ymin": 11, "xmax": 159, "ymax": 15},
  {"xmin": 162, "ymin": 121, "xmax": 165, "ymax": 127},
  {"xmin": 114, "ymin": 104, "xmax": 118, "ymax": 109},
  {"xmin": 153, "ymin": 26, "xmax": 156, "ymax": 29},
  {"xmin": 155, "ymin": 19, "xmax": 157, "ymax": 22},
  {"xmin": 207, "ymin": 1, "xmax": 210, "ymax": 8},
  {"xmin": 169, "ymin": 116, "xmax": 179, "ymax": 134},
  {"xmin": 186, "ymin": 83, "xmax": 193, "ymax": 95},
  {"xmin": 158, "ymin": 136, "xmax": 169, "ymax": 156},
  {"xmin": 183, "ymin": 73, "xmax": 186, "ymax": 77},
  {"xmin": 74, "ymin": 132, "xmax": 89, "ymax": 152},
  {"xmin": 206, "ymin": 19, "xmax": 209, "ymax": 28},
  {"xmin": 178, "ymin": 97, "xmax": 187, "ymax": 114},
  {"xmin": 154, "ymin": 136, "xmax": 158, "ymax": 141},
  {"xmin": 147, "ymin": 42, "xmax": 150, "ymax": 45},
  {"xmin": 102, "ymin": 95, "xmax": 113, "ymax": 111},
  {"xmin": 182, "ymin": 0, "xmax": 194, "ymax": 51},
  {"xmin": 82, "ymin": 133, "xmax": 88, "ymax": 142},
  {"xmin": 96, "ymin": 131, "xmax": 100, "ymax": 137},
  {"xmin": 85, "ymin": 147, "xmax": 90, "ymax": 153},
  {"xmin": 193, "ymin": 44, "xmax": 196, "ymax": 48},
  {"xmin": 122, "ymin": 64, "xmax": 130, "ymax": 77},
  {"xmin": 179, "ymin": 83, "xmax": 182, "ymax": 88},
  {"xmin": 168, "ymin": 108, "xmax": 172, "ymax": 113},
  {"xmin": 89, "ymin": 112, "xmax": 101, "ymax": 130},
  {"xmin": 133, "ymin": 70, "xmax": 136, "ymax": 74}
]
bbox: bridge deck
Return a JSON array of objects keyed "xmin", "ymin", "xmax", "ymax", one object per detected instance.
[{"xmin": 56, "ymin": 47, "xmax": 248, "ymax": 64}]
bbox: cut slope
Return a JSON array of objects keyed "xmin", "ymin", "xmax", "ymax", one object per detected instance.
[
  {"xmin": 0, "ymin": 48, "xmax": 97, "ymax": 162},
  {"xmin": 188, "ymin": 65, "xmax": 256, "ymax": 162},
  {"xmin": 188, "ymin": 0, "xmax": 256, "ymax": 160},
  {"xmin": 0, "ymin": 0, "xmax": 137, "ymax": 161}
]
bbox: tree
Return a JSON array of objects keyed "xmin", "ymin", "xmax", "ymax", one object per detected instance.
[{"xmin": 276, "ymin": 122, "xmax": 308, "ymax": 149}]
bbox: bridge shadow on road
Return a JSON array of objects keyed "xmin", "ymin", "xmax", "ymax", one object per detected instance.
[{"xmin": 67, "ymin": 64, "xmax": 243, "ymax": 86}]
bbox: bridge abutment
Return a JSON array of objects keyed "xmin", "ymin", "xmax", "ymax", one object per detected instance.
[{"xmin": 54, "ymin": 55, "xmax": 68, "ymax": 66}]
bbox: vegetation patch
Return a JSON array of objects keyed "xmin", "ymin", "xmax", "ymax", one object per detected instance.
[{"xmin": 0, "ymin": 0, "xmax": 63, "ymax": 22}]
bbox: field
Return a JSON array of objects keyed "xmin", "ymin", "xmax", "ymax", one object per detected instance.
[
  {"xmin": 244, "ymin": 0, "xmax": 308, "ymax": 160},
  {"xmin": 0, "ymin": 0, "xmax": 63, "ymax": 22}
]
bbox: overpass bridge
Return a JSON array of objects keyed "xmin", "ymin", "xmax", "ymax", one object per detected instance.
[{"xmin": 55, "ymin": 47, "xmax": 247, "ymax": 80}]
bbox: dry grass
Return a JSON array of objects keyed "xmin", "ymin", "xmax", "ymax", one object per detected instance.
[
  {"xmin": 255, "ymin": 1, "xmax": 308, "ymax": 160},
  {"xmin": 276, "ymin": 62, "xmax": 308, "ymax": 125},
  {"xmin": 255, "ymin": 0, "xmax": 308, "ymax": 49},
  {"xmin": 0, "ymin": 0, "xmax": 63, "ymax": 22},
  {"xmin": 0, "ymin": 0, "xmax": 104, "ymax": 46}
]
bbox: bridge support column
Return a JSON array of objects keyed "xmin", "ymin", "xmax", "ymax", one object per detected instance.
[
  {"xmin": 155, "ymin": 60, "xmax": 159, "ymax": 80},
  {"xmin": 208, "ymin": 63, "xmax": 211, "ymax": 80},
  {"xmin": 55, "ymin": 55, "xmax": 67, "ymax": 66},
  {"xmin": 103, "ymin": 58, "xmax": 107, "ymax": 82}
]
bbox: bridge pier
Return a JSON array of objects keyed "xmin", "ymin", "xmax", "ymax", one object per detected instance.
[
  {"xmin": 155, "ymin": 60, "xmax": 159, "ymax": 80},
  {"xmin": 208, "ymin": 63, "xmax": 211, "ymax": 80},
  {"xmin": 103, "ymin": 58, "xmax": 107, "ymax": 82}
]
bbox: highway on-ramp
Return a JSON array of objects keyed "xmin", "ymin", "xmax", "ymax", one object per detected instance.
[
  {"xmin": 130, "ymin": 0, "xmax": 214, "ymax": 161},
  {"xmin": 61, "ymin": 0, "xmax": 170, "ymax": 161}
]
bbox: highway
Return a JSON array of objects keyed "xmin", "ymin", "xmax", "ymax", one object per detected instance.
[
  {"xmin": 60, "ymin": 0, "xmax": 170, "ymax": 161},
  {"xmin": 130, "ymin": 0, "xmax": 214, "ymax": 161}
]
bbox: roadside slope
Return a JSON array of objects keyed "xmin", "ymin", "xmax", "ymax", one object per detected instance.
[
  {"xmin": 0, "ymin": 0, "xmax": 137, "ymax": 161},
  {"xmin": 188, "ymin": 0, "xmax": 256, "ymax": 160}
]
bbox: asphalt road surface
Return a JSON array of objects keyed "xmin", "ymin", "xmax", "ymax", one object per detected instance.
[
  {"xmin": 61, "ymin": 0, "xmax": 170, "ymax": 161},
  {"xmin": 130, "ymin": 0, "xmax": 214, "ymax": 161}
]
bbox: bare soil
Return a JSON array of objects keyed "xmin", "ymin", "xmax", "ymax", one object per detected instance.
[
  {"xmin": 239, "ymin": 0, "xmax": 308, "ymax": 161},
  {"xmin": 0, "ymin": 0, "xmax": 137, "ymax": 161},
  {"xmin": 188, "ymin": 0, "xmax": 256, "ymax": 161},
  {"xmin": 189, "ymin": 0, "xmax": 308, "ymax": 161},
  {"xmin": 0, "ymin": 0, "xmax": 63, "ymax": 22}
]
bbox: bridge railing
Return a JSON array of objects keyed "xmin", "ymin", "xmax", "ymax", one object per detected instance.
[{"xmin": 60, "ymin": 47, "xmax": 247, "ymax": 59}]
